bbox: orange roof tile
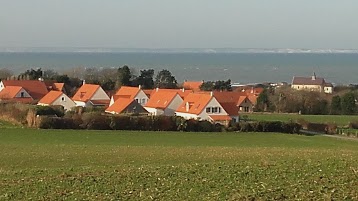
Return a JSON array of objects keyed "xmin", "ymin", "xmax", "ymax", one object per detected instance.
[
  {"xmin": 2, "ymin": 80, "xmax": 48, "ymax": 99},
  {"xmin": 38, "ymin": 91, "xmax": 63, "ymax": 104},
  {"xmin": 53, "ymin": 83, "xmax": 65, "ymax": 92},
  {"xmin": 115, "ymin": 86, "xmax": 141, "ymax": 99},
  {"xmin": 152, "ymin": 88, "xmax": 193, "ymax": 99},
  {"xmin": 247, "ymin": 95, "xmax": 258, "ymax": 104},
  {"xmin": 105, "ymin": 98, "xmax": 135, "ymax": 114},
  {"xmin": 0, "ymin": 86, "xmax": 23, "ymax": 99},
  {"xmin": 72, "ymin": 84, "xmax": 100, "ymax": 102},
  {"xmin": 176, "ymin": 93, "xmax": 213, "ymax": 115},
  {"xmin": 209, "ymin": 115, "xmax": 232, "ymax": 121},
  {"xmin": 145, "ymin": 91, "xmax": 179, "ymax": 109},
  {"xmin": 183, "ymin": 81, "xmax": 203, "ymax": 92},
  {"xmin": 143, "ymin": 89, "xmax": 153, "ymax": 98}
]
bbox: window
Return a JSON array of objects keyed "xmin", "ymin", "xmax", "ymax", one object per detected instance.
[
  {"xmin": 244, "ymin": 107, "xmax": 249, "ymax": 112},
  {"xmin": 141, "ymin": 98, "xmax": 146, "ymax": 104},
  {"xmin": 61, "ymin": 97, "xmax": 65, "ymax": 101},
  {"xmin": 212, "ymin": 107, "xmax": 218, "ymax": 113},
  {"xmin": 206, "ymin": 107, "xmax": 211, "ymax": 113},
  {"xmin": 20, "ymin": 92, "xmax": 25, "ymax": 97},
  {"xmin": 218, "ymin": 107, "xmax": 221, "ymax": 113},
  {"xmin": 135, "ymin": 99, "xmax": 139, "ymax": 103}
]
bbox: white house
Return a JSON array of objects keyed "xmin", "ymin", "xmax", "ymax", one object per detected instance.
[
  {"xmin": 144, "ymin": 91, "xmax": 183, "ymax": 116},
  {"xmin": 110, "ymin": 86, "xmax": 149, "ymax": 106},
  {"xmin": 0, "ymin": 86, "xmax": 33, "ymax": 103},
  {"xmin": 38, "ymin": 91, "xmax": 76, "ymax": 111},
  {"xmin": 175, "ymin": 93, "xmax": 232, "ymax": 125},
  {"xmin": 72, "ymin": 84, "xmax": 110, "ymax": 107},
  {"xmin": 291, "ymin": 72, "xmax": 333, "ymax": 94}
]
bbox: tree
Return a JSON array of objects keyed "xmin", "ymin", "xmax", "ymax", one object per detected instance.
[
  {"xmin": 330, "ymin": 95, "xmax": 342, "ymax": 115},
  {"xmin": 19, "ymin": 68, "xmax": 43, "ymax": 80},
  {"xmin": 0, "ymin": 68, "xmax": 13, "ymax": 80},
  {"xmin": 117, "ymin": 65, "xmax": 132, "ymax": 87},
  {"xmin": 199, "ymin": 79, "xmax": 232, "ymax": 91},
  {"xmin": 132, "ymin": 69, "xmax": 155, "ymax": 89},
  {"xmin": 256, "ymin": 89, "xmax": 269, "ymax": 111},
  {"xmin": 341, "ymin": 92, "xmax": 356, "ymax": 115},
  {"xmin": 154, "ymin": 69, "xmax": 178, "ymax": 89},
  {"xmin": 43, "ymin": 69, "xmax": 59, "ymax": 80}
]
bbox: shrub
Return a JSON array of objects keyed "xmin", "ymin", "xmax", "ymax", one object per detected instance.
[
  {"xmin": 39, "ymin": 117, "xmax": 77, "ymax": 129},
  {"xmin": 306, "ymin": 123, "xmax": 327, "ymax": 133},
  {"xmin": 81, "ymin": 112, "xmax": 111, "ymax": 130},
  {"xmin": 109, "ymin": 116, "xmax": 132, "ymax": 130},
  {"xmin": 35, "ymin": 105, "xmax": 64, "ymax": 117}
]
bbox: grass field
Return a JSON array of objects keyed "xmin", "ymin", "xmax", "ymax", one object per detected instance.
[
  {"xmin": 247, "ymin": 113, "xmax": 358, "ymax": 127},
  {"xmin": 0, "ymin": 129, "xmax": 358, "ymax": 200}
]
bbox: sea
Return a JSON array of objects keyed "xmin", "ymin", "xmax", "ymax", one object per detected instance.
[{"xmin": 0, "ymin": 48, "xmax": 358, "ymax": 85}]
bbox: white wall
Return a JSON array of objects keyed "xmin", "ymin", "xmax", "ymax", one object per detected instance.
[
  {"xmin": 0, "ymin": 81, "xmax": 5, "ymax": 91},
  {"xmin": 51, "ymin": 94, "xmax": 76, "ymax": 111},
  {"xmin": 14, "ymin": 89, "xmax": 32, "ymax": 98},
  {"xmin": 74, "ymin": 101, "xmax": 87, "ymax": 107},
  {"xmin": 144, "ymin": 107, "xmax": 164, "ymax": 116},
  {"xmin": 164, "ymin": 95, "xmax": 183, "ymax": 116},
  {"xmin": 91, "ymin": 87, "xmax": 110, "ymax": 100},
  {"xmin": 324, "ymin": 87, "xmax": 333, "ymax": 94},
  {"xmin": 175, "ymin": 112, "xmax": 200, "ymax": 120},
  {"xmin": 134, "ymin": 90, "xmax": 149, "ymax": 106},
  {"xmin": 198, "ymin": 98, "xmax": 228, "ymax": 120}
]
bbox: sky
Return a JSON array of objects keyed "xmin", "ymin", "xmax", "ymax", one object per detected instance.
[{"xmin": 0, "ymin": 0, "xmax": 357, "ymax": 49}]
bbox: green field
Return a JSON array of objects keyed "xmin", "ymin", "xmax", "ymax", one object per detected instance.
[
  {"xmin": 247, "ymin": 113, "xmax": 358, "ymax": 126},
  {"xmin": 0, "ymin": 129, "xmax": 358, "ymax": 200}
]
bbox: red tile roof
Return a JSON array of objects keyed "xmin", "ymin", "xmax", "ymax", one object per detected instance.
[
  {"xmin": 2, "ymin": 80, "xmax": 48, "ymax": 100},
  {"xmin": 183, "ymin": 81, "xmax": 203, "ymax": 92},
  {"xmin": 0, "ymin": 86, "xmax": 23, "ymax": 99},
  {"xmin": 115, "ymin": 86, "xmax": 141, "ymax": 99},
  {"xmin": 292, "ymin": 77, "xmax": 325, "ymax": 85},
  {"xmin": 176, "ymin": 93, "xmax": 212, "ymax": 115},
  {"xmin": 209, "ymin": 115, "xmax": 232, "ymax": 121},
  {"xmin": 38, "ymin": 91, "xmax": 63, "ymax": 104},
  {"xmin": 145, "ymin": 91, "xmax": 179, "ymax": 109},
  {"xmin": 53, "ymin": 83, "xmax": 65, "ymax": 92},
  {"xmin": 219, "ymin": 102, "xmax": 239, "ymax": 116},
  {"xmin": 143, "ymin": 89, "xmax": 153, "ymax": 98},
  {"xmin": 72, "ymin": 84, "xmax": 100, "ymax": 102},
  {"xmin": 152, "ymin": 88, "xmax": 193, "ymax": 99},
  {"xmin": 105, "ymin": 98, "xmax": 135, "ymax": 114}
]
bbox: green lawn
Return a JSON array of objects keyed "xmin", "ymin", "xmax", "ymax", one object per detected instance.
[
  {"xmin": 247, "ymin": 113, "xmax": 358, "ymax": 126},
  {"xmin": 0, "ymin": 129, "xmax": 358, "ymax": 200}
]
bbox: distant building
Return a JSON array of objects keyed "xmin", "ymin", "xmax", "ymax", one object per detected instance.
[
  {"xmin": 72, "ymin": 84, "xmax": 110, "ymax": 107},
  {"xmin": 291, "ymin": 72, "xmax": 333, "ymax": 94},
  {"xmin": 0, "ymin": 80, "xmax": 49, "ymax": 102},
  {"xmin": 144, "ymin": 91, "xmax": 183, "ymax": 116},
  {"xmin": 38, "ymin": 91, "xmax": 76, "ymax": 111}
]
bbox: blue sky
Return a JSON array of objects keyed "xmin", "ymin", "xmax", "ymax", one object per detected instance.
[{"xmin": 0, "ymin": 0, "xmax": 357, "ymax": 48}]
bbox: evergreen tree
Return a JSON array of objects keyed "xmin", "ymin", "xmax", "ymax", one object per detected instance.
[
  {"xmin": 154, "ymin": 69, "xmax": 178, "ymax": 89},
  {"xmin": 341, "ymin": 92, "xmax": 356, "ymax": 115},
  {"xmin": 117, "ymin": 65, "xmax": 132, "ymax": 87}
]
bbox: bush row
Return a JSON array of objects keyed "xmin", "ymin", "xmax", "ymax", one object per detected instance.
[
  {"xmin": 38, "ymin": 113, "xmax": 224, "ymax": 132},
  {"xmin": 229, "ymin": 121, "xmax": 302, "ymax": 134}
]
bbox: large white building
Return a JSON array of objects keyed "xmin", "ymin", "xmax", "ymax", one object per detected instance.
[{"xmin": 291, "ymin": 73, "xmax": 333, "ymax": 94}]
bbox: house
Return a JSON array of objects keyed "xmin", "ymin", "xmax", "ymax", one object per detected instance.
[
  {"xmin": 144, "ymin": 91, "xmax": 183, "ymax": 116},
  {"xmin": 72, "ymin": 84, "xmax": 110, "ymax": 107},
  {"xmin": 175, "ymin": 93, "xmax": 232, "ymax": 125},
  {"xmin": 44, "ymin": 81, "xmax": 66, "ymax": 93},
  {"xmin": 0, "ymin": 86, "xmax": 33, "ymax": 103},
  {"xmin": 183, "ymin": 80, "xmax": 203, "ymax": 92},
  {"xmin": 291, "ymin": 72, "xmax": 333, "ymax": 94},
  {"xmin": 105, "ymin": 97, "xmax": 148, "ymax": 115},
  {"xmin": 111, "ymin": 86, "xmax": 149, "ymax": 106},
  {"xmin": 0, "ymin": 80, "xmax": 49, "ymax": 101},
  {"xmin": 38, "ymin": 91, "xmax": 76, "ymax": 111},
  {"xmin": 208, "ymin": 91, "xmax": 255, "ymax": 114},
  {"xmin": 150, "ymin": 88, "xmax": 193, "ymax": 99}
]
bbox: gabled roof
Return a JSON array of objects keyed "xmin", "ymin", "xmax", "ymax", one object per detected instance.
[
  {"xmin": 151, "ymin": 88, "xmax": 193, "ymax": 99},
  {"xmin": 115, "ymin": 86, "xmax": 141, "ymax": 99},
  {"xmin": 176, "ymin": 93, "xmax": 213, "ymax": 115},
  {"xmin": 105, "ymin": 98, "xmax": 135, "ymax": 114},
  {"xmin": 143, "ymin": 89, "xmax": 153, "ymax": 98},
  {"xmin": 292, "ymin": 77, "xmax": 325, "ymax": 85},
  {"xmin": 247, "ymin": 95, "xmax": 258, "ymax": 104},
  {"xmin": 53, "ymin": 83, "xmax": 65, "ymax": 92},
  {"xmin": 219, "ymin": 102, "xmax": 239, "ymax": 116},
  {"xmin": 183, "ymin": 81, "xmax": 203, "ymax": 91},
  {"xmin": 72, "ymin": 84, "xmax": 100, "ymax": 102},
  {"xmin": 145, "ymin": 91, "xmax": 179, "ymax": 109},
  {"xmin": 2, "ymin": 80, "xmax": 48, "ymax": 100},
  {"xmin": 0, "ymin": 86, "xmax": 23, "ymax": 99},
  {"xmin": 38, "ymin": 91, "xmax": 63, "ymax": 105}
]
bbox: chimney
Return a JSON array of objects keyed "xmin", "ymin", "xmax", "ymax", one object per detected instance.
[
  {"xmin": 251, "ymin": 87, "xmax": 254, "ymax": 94},
  {"xmin": 182, "ymin": 88, "xmax": 185, "ymax": 92},
  {"xmin": 138, "ymin": 85, "xmax": 142, "ymax": 89},
  {"xmin": 156, "ymin": 87, "xmax": 159, "ymax": 92},
  {"xmin": 312, "ymin": 72, "xmax": 316, "ymax": 80},
  {"xmin": 185, "ymin": 102, "xmax": 189, "ymax": 112},
  {"xmin": 210, "ymin": 91, "xmax": 213, "ymax": 97},
  {"xmin": 82, "ymin": 80, "xmax": 86, "ymax": 85}
]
